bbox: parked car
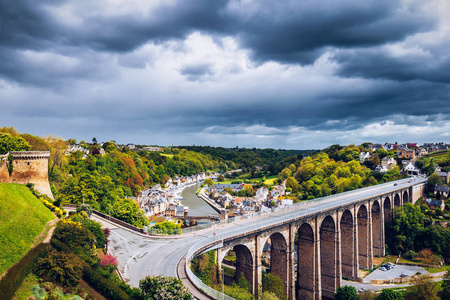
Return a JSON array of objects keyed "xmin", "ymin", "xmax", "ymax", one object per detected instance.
[
  {"xmin": 400, "ymin": 273, "xmax": 408, "ymax": 277},
  {"xmin": 379, "ymin": 267, "xmax": 386, "ymax": 271}
]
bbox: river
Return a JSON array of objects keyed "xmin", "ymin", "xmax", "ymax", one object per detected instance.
[{"xmin": 180, "ymin": 183, "xmax": 219, "ymax": 217}]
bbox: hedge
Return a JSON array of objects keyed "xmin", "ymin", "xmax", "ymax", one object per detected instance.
[{"xmin": 0, "ymin": 243, "xmax": 49, "ymax": 300}]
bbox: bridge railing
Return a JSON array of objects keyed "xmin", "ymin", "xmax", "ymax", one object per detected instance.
[
  {"xmin": 153, "ymin": 177, "xmax": 423, "ymax": 236},
  {"xmin": 186, "ymin": 238, "xmax": 236, "ymax": 300}
]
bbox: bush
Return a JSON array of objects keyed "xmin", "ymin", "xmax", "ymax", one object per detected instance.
[
  {"xmin": 377, "ymin": 288, "xmax": 403, "ymax": 300},
  {"xmin": 53, "ymin": 219, "xmax": 96, "ymax": 253},
  {"xmin": 82, "ymin": 265, "xmax": 132, "ymax": 300},
  {"xmin": 76, "ymin": 204, "xmax": 93, "ymax": 217},
  {"xmin": 334, "ymin": 285, "xmax": 359, "ymax": 300},
  {"xmin": 262, "ymin": 273, "xmax": 285, "ymax": 300},
  {"xmin": 70, "ymin": 214, "xmax": 106, "ymax": 248},
  {"xmin": 139, "ymin": 275, "xmax": 191, "ymax": 300},
  {"xmin": 34, "ymin": 249, "xmax": 85, "ymax": 288},
  {"xmin": 404, "ymin": 250, "xmax": 417, "ymax": 260}
]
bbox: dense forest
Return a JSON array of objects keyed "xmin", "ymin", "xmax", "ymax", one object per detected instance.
[{"xmin": 178, "ymin": 145, "xmax": 316, "ymax": 175}]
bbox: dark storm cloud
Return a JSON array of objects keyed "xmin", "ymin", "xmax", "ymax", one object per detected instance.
[
  {"xmin": 334, "ymin": 47, "xmax": 450, "ymax": 83},
  {"xmin": 231, "ymin": 0, "xmax": 433, "ymax": 64},
  {"xmin": 0, "ymin": 0, "xmax": 57, "ymax": 50}
]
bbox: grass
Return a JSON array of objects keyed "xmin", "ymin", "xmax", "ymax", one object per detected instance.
[
  {"xmin": 0, "ymin": 183, "xmax": 55, "ymax": 275},
  {"xmin": 425, "ymin": 264, "xmax": 450, "ymax": 273},
  {"xmin": 263, "ymin": 175, "xmax": 278, "ymax": 185},
  {"xmin": 11, "ymin": 273, "xmax": 39, "ymax": 300},
  {"xmin": 160, "ymin": 153, "xmax": 174, "ymax": 158},
  {"xmin": 216, "ymin": 175, "xmax": 278, "ymax": 186}
]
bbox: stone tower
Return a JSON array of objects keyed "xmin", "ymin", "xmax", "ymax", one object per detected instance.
[{"xmin": 0, "ymin": 151, "xmax": 54, "ymax": 199}]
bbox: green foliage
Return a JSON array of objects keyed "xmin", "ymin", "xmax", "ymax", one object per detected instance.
[
  {"xmin": 408, "ymin": 274, "xmax": 439, "ymax": 300},
  {"xmin": 190, "ymin": 250, "xmax": 218, "ymax": 286},
  {"xmin": 111, "ymin": 199, "xmax": 147, "ymax": 228},
  {"xmin": 333, "ymin": 285, "xmax": 359, "ymax": 300},
  {"xmin": 377, "ymin": 288, "xmax": 403, "ymax": 300},
  {"xmin": 82, "ymin": 264, "xmax": 132, "ymax": 300},
  {"xmin": 262, "ymin": 273, "xmax": 285, "ymax": 300},
  {"xmin": 427, "ymin": 173, "xmax": 442, "ymax": 187},
  {"xmin": 0, "ymin": 133, "xmax": 31, "ymax": 154},
  {"xmin": 204, "ymin": 178, "xmax": 214, "ymax": 186},
  {"xmin": 139, "ymin": 275, "xmax": 192, "ymax": 300},
  {"xmin": 386, "ymin": 203, "xmax": 425, "ymax": 254},
  {"xmin": 76, "ymin": 204, "xmax": 93, "ymax": 217},
  {"xmin": 53, "ymin": 219, "xmax": 96, "ymax": 255},
  {"xmin": 0, "ymin": 242, "xmax": 48, "ymax": 300},
  {"xmin": 237, "ymin": 272, "xmax": 251, "ymax": 293},
  {"xmin": 179, "ymin": 145, "xmax": 312, "ymax": 176},
  {"xmin": 416, "ymin": 158, "xmax": 436, "ymax": 176},
  {"xmin": 70, "ymin": 214, "xmax": 106, "ymax": 248},
  {"xmin": 285, "ymin": 151, "xmax": 374, "ymax": 201},
  {"xmin": 8, "ymin": 154, "xmax": 13, "ymax": 175},
  {"xmin": 221, "ymin": 284, "xmax": 254, "ymax": 300},
  {"xmin": 442, "ymin": 270, "xmax": 450, "ymax": 300},
  {"xmin": 261, "ymin": 291, "xmax": 280, "ymax": 300},
  {"xmin": 0, "ymin": 183, "xmax": 55, "ymax": 274},
  {"xmin": 34, "ymin": 249, "xmax": 85, "ymax": 288}
]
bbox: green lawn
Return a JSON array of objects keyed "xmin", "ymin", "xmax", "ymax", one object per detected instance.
[
  {"xmin": 263, "ymin": 175, "xmax": 278, "ymax": 186},
  {"xmin": 0, "ymin": 183, "xmax": 55, "ymax": 275},
  {"xmin": 216, "ymin": 175, "xmax": 278, "ymax": 186},
  {"xmin": 425, "ymin": 264, "xmax": 450, "ymax": 273},
  {"xmin": 160, "ymin": 153, "xmax": 174, "ymax": 158}
]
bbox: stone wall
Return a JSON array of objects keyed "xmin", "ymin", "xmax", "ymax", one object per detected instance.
[{"xmin": 0, "ymin": 151, "xmax": 54, "ymax": 199}]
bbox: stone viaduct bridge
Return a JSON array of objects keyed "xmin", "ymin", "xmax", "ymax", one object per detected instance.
[{"xmin": 185, "ymin": 177, "xmax": 427, "ymax": 300}]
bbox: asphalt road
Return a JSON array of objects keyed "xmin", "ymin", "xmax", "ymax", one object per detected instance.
[{"xmin": 104, "ymin": 177, "xmax": 427, "ymax": 288}]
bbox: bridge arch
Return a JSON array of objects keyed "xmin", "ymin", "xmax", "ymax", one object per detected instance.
[
  {"xmin": 371, "ymin": 200, "xmax": 382, "ymax": 256},
  {"xmin": 262, "ymin": 232, "xmax": 288, "ymax": 295},
  {"xmin": 384, "ymin": 197, "xmax": 392, "ymax": 223},
  {"xmin": 403, "ymin": 190, "xmax": 409, "ymax": 203},
  {"xmin": 297, "ymin": 222, "xmax": 315, "ymax": 299},
  {"xmin": 340, "ymin": 209, "xmax": 355, "ymax": 279},
  {"xmin": 357, "ymin": 204, "xmax": 370, "ymax": 269},
  {"xmin": 234, "ymin": 244, "xmax": 254, "ymax": 291},
  {"xmin": 320, "ymin": 215, "xmax": 338, "ymax": 298},
  {"xmin": 394, "ymin": 193, "xmax": 401, "ymax": 207}
]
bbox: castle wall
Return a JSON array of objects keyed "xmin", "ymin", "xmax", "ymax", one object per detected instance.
[
  {"xmin": 0, "ymin": 155, "xmax": 9, "ymax": 183},
  {"xmin": 0, "ymin": 151, "xmax": 54, "ymax": 200}
]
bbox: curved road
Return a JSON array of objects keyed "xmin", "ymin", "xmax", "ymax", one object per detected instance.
[{"xmin": 102, "ymin": 177, "xmax": 426, "ymax": 291}]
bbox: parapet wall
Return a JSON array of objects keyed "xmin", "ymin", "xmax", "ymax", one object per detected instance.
[{"xmin": 0, "ymin": 151, "xmax": 54, "ymax": 199}]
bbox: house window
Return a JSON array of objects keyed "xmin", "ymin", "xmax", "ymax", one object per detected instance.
[{"xmin": 27, "ymin": 162, "xmax": 31, "ymax": 166}]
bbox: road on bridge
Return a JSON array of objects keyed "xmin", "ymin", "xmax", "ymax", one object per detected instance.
[{"xmin": 102, "ymin": 177, "xmax": 426, "ymax": 292}]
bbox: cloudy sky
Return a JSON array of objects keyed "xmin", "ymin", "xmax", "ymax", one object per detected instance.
[{"xmin": 1, "ymin": 0, "xmax": 449, "ymax": 149}]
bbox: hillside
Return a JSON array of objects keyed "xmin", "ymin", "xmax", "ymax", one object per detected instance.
[{"xmin": 0, "ymin": 183, "xmax": 55, "ymax": 275}]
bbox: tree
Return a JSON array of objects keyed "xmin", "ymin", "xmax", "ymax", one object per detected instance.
[
  {"xmin": 217, "ymin": 174, "xmax": 225, "ymax": 182},
  {"xmin": 204, "ymin": 178, "xmax": 214, "ymax": 186},
  {"xmin": 442, "ymin": 270, "xmax": 450, "ymax": 300},
  {"xmin": 409, "ymin": 274, "xmax": 439, "ymax": 300},
  {"xmin": 0, "ymin": 133, "xmax": 31, "ymax": 154},
  {"xmin": 139, "ymin": 275, "xmax": 192, "ymax": 300},
  {"xmin": 377, "ymin": 289, "xmax": 403, "ymax": 300},
  {"xmin": 333, "ymin": 286, "xmax": 359, "ymax": 300},
  {"xmin": 262, "ymin": 273, "xmax": 285, "ymax": 300},
  {"xmin": 428, "ymin": 173, "xmax": 442, "ymax": 187}
]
